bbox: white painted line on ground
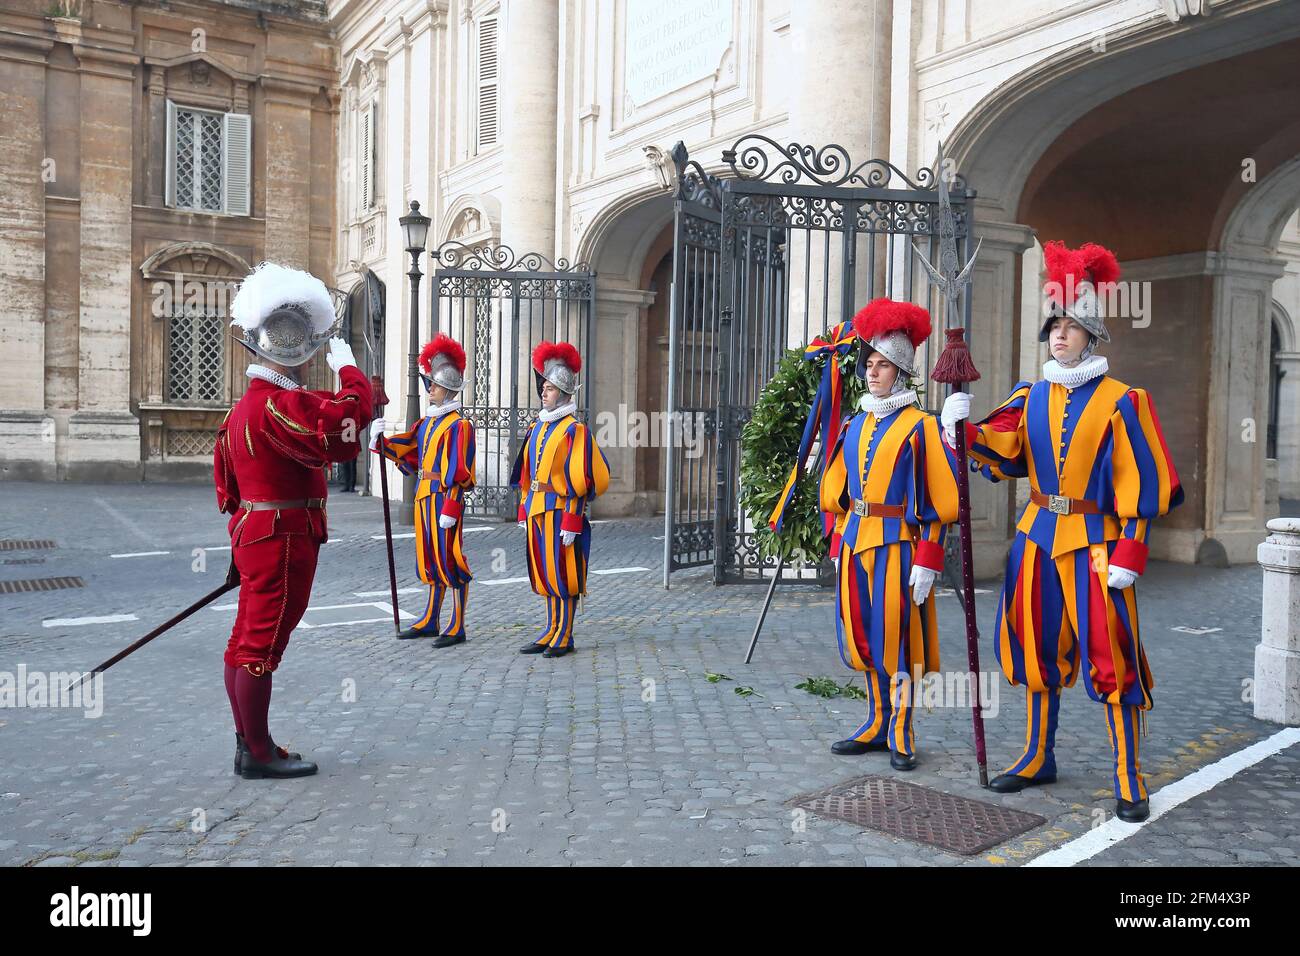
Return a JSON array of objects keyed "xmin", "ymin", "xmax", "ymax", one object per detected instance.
[
  {"xmin": 371, "ymin": 532, "xmax": 416, "ymax": 540},
  {"xmin": 462, "ymin": 527, "xmax": 495, "ymax": 534},
  {"xmin": 592, "ymin": 567, "xmax": 650, "ymax": 575},
  {"xmin": 1025, "ymin": 726, "xmax": 1300, "ymax": 868},
  {"xmin": 92, "ymin": 496, "xmax": 154, "ymax": 544},
  {"xmin": 352, "ymin": 586, "xmax": 424, "ymax": 597},
  {"xmin": 109, "ymin": 551, "xmax": 171, "ymax": 559},
  {"xmin": 201, "ymin": 545, "xmax": 232, "ymax": 552},
  {"xmin": 43, "ymin": 614, "xmax": 140, "ymax": 628},
  {"xmin": 478, "ymin": 576, "xmax": 531, "ymax": 586},
  {"xmin": 299, "ymin": 604, "xmax": 415, "ymax": 629},
  {"xmin": 299, "ymin": 615, "xmax": 413, "ymax": 630}
]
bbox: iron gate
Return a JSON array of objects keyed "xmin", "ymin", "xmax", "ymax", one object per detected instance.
[
  {"xmin": 429, "ymin": 242, "xmax": 595, "ymax": 520},
  {"xmin": 664, "ymin": 136, "xmax": 975, "ymax": 584}
]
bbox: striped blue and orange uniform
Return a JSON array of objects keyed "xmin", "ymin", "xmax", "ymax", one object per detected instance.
[
  {"xmin": 819, "ymin": 403, "xmax": 960, "ymax": 756},
  {"xmin": 378, "ymin": 410, "xmax": 476, "ymax": 637},
  {"xmin": 961, "ymin": 372, "xmax": 1182, "ymax": 801},
  {"xmin": 510, "ymin": 413, "xmax": 610, "ymax": 649}
]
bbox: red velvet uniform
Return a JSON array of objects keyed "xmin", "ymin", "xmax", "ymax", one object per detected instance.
[{"xmin": 214, "ymin": 366, "xmax": 373, "ymax": 674}]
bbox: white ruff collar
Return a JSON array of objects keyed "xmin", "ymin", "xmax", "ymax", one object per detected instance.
[
  {"xmin": 247, "ymin": 364, "xmax": 302, "ymax": 391},
  {"xmin": 538, "ymin": 401, "xmax": 577, "ymax": 423},
  {"xmin": 428, "ymin": 398, "xmax": 461, "ymax": 418},
  {"xmin": 1043, "ymin": 355, "xmax": 1108, "ymax": 388},
  {"xmin": 859, "ymin": 390, "xmax": 918, "ymax": 416}
]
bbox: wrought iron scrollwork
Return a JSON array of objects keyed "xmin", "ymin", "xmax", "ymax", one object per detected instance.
[
  {"xmin": 671, "ymin": 141, "xmax": 723, "ymax": 208},
  {"xmin": 722, "ymin": 133, "xmax": 969, "ymax": 193},
  {"xmin": 431, "ymin": 240, "xmax": 591, "ymax": 274}
]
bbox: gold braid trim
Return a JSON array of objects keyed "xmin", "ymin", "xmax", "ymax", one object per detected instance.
[
  {"xmin": 265, "ymin": 397, "xmax": 314, "ymax": 435},
  {"xmin": 244, "ymin": 422, "xmax": 256, "ymax": 457}
]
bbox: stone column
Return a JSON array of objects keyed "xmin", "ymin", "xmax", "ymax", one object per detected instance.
[
  {"xmin": 0, "ymin": 31, "xmax": 54, "ymax": 479},
  {"xmin": 785, "ymin": 0, "xmax": 892, "ymax": 341},
  {"xmin": 68, "ymin": 44, "xmax": 140, "ymax": 480},
  {"xmin": 1255, "ymin": 518, "xmax": 1300, "ymax": 725},
  {"xmin": 1205, "ymin": 252, "xmax": 1288, "ymax": 564},
  {"xmin": 499, "ymin": 0, "xmax": 558, "ymax": 259},
  {"xmin": 262, "ymin": 78, "xmax": 317, "ymax": 269}
]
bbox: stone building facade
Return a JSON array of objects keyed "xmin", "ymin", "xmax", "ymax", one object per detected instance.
[
  {"xmin": 4, "ymin": 0, "xmax": 1299, "ymax": 569},
  {"xmin": 0, "ymin": 0, "xmax": 336, "ymax": 481}
]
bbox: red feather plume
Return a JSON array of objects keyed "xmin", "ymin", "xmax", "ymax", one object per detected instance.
[
  {"xmin": 851, "ymin": 298, "xmax": 932, "ymax": 349},
  {"xmin": 419, "ymin": 334, "xmax": 466, "ymax": 375},
  {"xmin": 1043, "ymin": 240, "xmax": 1120, "ymax": 306},
  {"xmin": 531, "ymin": 340, "xmax": 582, "ymax": 374}
]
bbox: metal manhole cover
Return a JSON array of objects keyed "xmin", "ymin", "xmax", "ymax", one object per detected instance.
[
  {"xmin": 789, "ymin": 775, "xmax": 1047, "ymax": 856},
  {"xmin": 0, "ymin": 577, "xmax": 84, "ymax": 594},
  {"xmin": 3, "ymin": 558, "xmax": 47, "ymax": 565},
  {"xmin": 0, "ymin": 540, "xmax": 56, "ymax": 551}
]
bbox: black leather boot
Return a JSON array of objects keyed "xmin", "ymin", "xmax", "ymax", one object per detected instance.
[
  {"xmin": 890, "ymin": 751, "xmax": 917, "ymax": 771},
  {"xmin": 240, "ymin": 747, "xmax": 318, "ymax": 779},
  {"xmin": 432, "ymin": 634, "xmax": 466, "ymax": 648},
  {"xmin": 519, "ymin": 642, "xmax": 548, "ymax": 654},
  {"xmin": 543, "ymin": 644, "xmax": 574, "ymax": 658},
  {"xmin": 830, "ymin": 739, "xmax": 888, "ymax": 756},
  {"xmin": 988, "ymin": 772, "xmax": 1056, "ymax": 793},
  {"xmin": 397, "ymin": 627, "xmax": 433, "ymax": 640},
  {"xmin": 1116, "ymin": 798, "xmax": 1150, "ymax": 823},
  {"xmin": 234, "ymin": 734, "xmax": 301, "ymax": 775}
]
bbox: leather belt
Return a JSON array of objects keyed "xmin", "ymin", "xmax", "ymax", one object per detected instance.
[
  {"xmin": 529, "ymin": 480, "xmax": 558, "ymax": 494},
  {"xmin": 1030, "ymin": 490, "xmax": 1101, "ymax": 516},
  {"xmin": 851, "ymin": 499, "xmax": 905, "ymax": 519},
  {"xmin": 239, "ymin": 498, "xmax": 326, "ymax": 511},
  {"xmin": 419, "ymin": 470, "xmax": 441, "ymax": 482}
]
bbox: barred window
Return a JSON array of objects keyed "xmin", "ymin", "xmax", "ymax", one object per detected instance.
[
  {"xmin": 165, "ymin": 101, "xmax": 251, "ymax": 216},
  {"xmin": 166, "ymin": 306, "xmax": 225, "ymax": 405}
]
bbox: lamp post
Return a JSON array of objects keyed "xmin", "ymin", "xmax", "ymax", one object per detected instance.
[{"xmin": 398, "ymin": 199, "xmax": 431, "ymax": 526}]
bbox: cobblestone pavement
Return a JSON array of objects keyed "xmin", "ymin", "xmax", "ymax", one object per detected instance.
[{"xmin": 0, "ymin": 481, "xmax": 1292, "ymax": 867}]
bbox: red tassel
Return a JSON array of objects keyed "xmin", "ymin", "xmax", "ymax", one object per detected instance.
[{"xmin": 930, "ymin": 328, "xmax": 981, "ymax": 384}]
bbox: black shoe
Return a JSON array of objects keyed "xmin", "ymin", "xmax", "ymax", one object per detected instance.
[
  {"xmin": 519, "ymin": 642, "xmax": 548, "ymax": 654},
  {"xmin": 988, "ymin": 772, "xmax": 1057, "ymax": 793},
  {"xmin": 397, "ymin": 627, "xmax": 434, "ymax": 640},
  {"xmin": 239, "ymin": 749, "xmax": 318, "ymax": 780},
  {"xmin": 1116, "ymin": 798, "xmax": 1150, "ymax": 823},
  {"xmin": 432, "ymin": 634, "xmax": 466, "ymax": 649},
  {"xmin": 543, "ymin": 645, "xmax": 573, "ymax": 658},
  {"xmin": 830, "ymin": 739, "xmax": 888, "ymax": 756},
  {"xmin": 890, "ymin": 751, "xmax": 917, "ymax": 771},
  {"xmin": 234, "ymin": 734, "xmax": 300, "ymax": 775}
]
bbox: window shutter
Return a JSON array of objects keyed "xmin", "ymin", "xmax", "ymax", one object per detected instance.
[
  {"xmin": 222, "ymin": 112, "xmax": 251, "ymax": 216},
  {"xmin": 165, "ymin": 99, "xmax": 177, "ymax": 207},
  {"xmin": 477, "ymin": 16, "xmax": 498, "ymax": 151},
  {"xmin": 369, "ymin": 100, "xmax": 378, "ymax": 209},
  {"xmin": 359, "ymin": 106, "xmax": 371, "ymax": 212}
]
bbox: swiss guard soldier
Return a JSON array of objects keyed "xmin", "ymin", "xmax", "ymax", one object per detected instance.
[
  {"xmin": 510, "ymin": 341, "xmax": 610, "ymax": 658},
  {"xmin": 215, "ymin": 262, "xmax": 373, "ymax": 779},
  {"xmin": 941, "ymin": 241, "xmax": 1183, "ymax": 822},
  {"xmin": 373, "ymin": 334, "xmax": 476, "ymax": 646},
  {"xmin": 819, "ymin": 299, "xmax": 960, "ymax": 771}
]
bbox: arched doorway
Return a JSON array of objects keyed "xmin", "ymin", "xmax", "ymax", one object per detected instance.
[
  {"xmin": 578, "ymin": 190, "xmax": 675, "ymax": 516},
  {"xmin": 948, "ymin": 6, "xmax": 1300, "ymax": 564}
]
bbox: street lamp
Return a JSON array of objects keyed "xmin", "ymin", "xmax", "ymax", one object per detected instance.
[{"xmin": 398, "ymin": 199, "xmax": 431, "ymax": 526}]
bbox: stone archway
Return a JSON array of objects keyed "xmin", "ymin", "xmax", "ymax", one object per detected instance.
[
  {"xmin": 578, "ymin": 189, "xmax": 675, "ymax": 516},
  {"xmin": 942, "ymin": 6, "xmax": 1300, "ymax": 565}
]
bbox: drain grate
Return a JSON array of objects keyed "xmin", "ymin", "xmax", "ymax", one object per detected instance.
[
  {"xmin": 0, "ymin": 577, "xmax": 84, "ymax": 593},
  {"xmin": 0, "ymin": 540, "xmax": 57, "ymax": 551},
  {"xmin": 3, "ymin": 558, "xmax": 47, "ymax": 565},
  {"xmin": 789, "ymin": 774, "xmax": 1047, "ymax": 856}
]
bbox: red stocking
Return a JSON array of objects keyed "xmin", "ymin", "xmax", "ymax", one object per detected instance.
[{"xmin": 234, "ymin": 668, "xmax": 274, "ymax": 763}]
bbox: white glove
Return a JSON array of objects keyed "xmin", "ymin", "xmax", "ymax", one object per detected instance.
[
  {"xmin": 438, "ymin": 514, "xmax": 456, "ymax": 530},
  {"xmin": 561, "ymin": 529, "xmax": 577, "ymax": 547},
  {"xmin": 909, "ymin": 564, "xmax": 937, "ymax": 605},
  {"xmin": 325, "ymin": 337, "xmax": 357, "ymax": 373},
  {"xmin": 368, "ymin": 419, "xmax": 385, "ymax": 449},
  {"xmin": 941, "ymin": 392, "xmax": 972, "ymax": 445},
  {"xmin": 1107, "ymin": 564, "xmax": 1139, "ymax": 591}
]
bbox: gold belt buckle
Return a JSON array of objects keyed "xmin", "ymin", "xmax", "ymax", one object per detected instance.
[
  {"xmin": 853, "ymin": 499, "xmax": 869, "ymax": 517},
  {"xmin": 1047, "ymin": 494, "xmax": 1070, "ymax": 516}
]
